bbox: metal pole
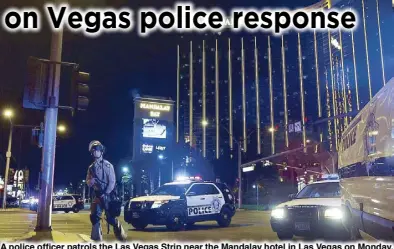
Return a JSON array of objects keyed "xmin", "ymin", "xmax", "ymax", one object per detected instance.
[
  {"xmin": 36, "ymin": 29, "xmax": 63, "ymax": 231},
  {"xmin": 256, "ymin": 186, "xmax": 258, "ymax": 207},
  {"xmin": 2, "ymin": 123, "xmax": 13, "ymax": 210},
  {"xmin": 171, "ymin": 160, "xmax": 174, "ymax": 181},
  {"xmin": 158, "ymin": 165, "xmax": 161, "ymax": 187},
  {"xmin": 88, "ymin": 186, "xmax": 90, "ymax": 203},
  {"xmin": 238, "ymin": 142, "xmax": 242, "ymax": 209},
  {"xmin": 122, "ymin": 182, "xmax": 125, "ymax": 201},
  {"xmin": 82, "ymin": 184, "xmax": 85, "ymax": 204}
]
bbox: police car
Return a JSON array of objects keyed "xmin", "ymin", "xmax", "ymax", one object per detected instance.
[
  {"xmin": 270, "ymin": 175, "xmax": 349, "ymax": 240},
  {"xmin": 30, "ymin": 194, "xmax": 84, "ymax": 213},
  {"xmin": 124, "ymin": 177, "xmax": 236, "ymax": 231}
]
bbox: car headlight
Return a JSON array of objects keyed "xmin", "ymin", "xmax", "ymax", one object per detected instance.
[
  {"xmin": 324, "ymin": 207, "xmax": 343, "ymax": 220},
  {"xmin": 30, "ymin": 198, "xmax": 38, "ymax": 204},
  {"xmin": 151, "ymin": 200, "xmax": 169, "ymax": 209},
  {"xmin": 271, "ymin": 208, "xmax": 285, "ymax": 219}
]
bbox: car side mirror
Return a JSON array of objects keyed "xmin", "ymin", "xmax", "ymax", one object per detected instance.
[
  {"xmin": 180, "ymin": 194, "xmax": 186, "ymax": 199},
  {"xmin": 288, "ymin": 194, "xmax": 296, "ymax": 200}
]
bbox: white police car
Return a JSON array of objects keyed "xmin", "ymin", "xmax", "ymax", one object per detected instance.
[
  {"xmin": 270, "ymin": 176, "xmax": 349, "ymax": 240},
  {"xmin": 30, "ymin": 194, "xmax": 84, "ymax": 213},
  {"xmin": 124, "ymin": 177, "xmax": 236, "ymax": 231}
]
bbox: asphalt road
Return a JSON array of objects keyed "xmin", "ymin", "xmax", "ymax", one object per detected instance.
[{"xmin": 0, "ymin": 209, "xmax": 280, "ymax": 241}]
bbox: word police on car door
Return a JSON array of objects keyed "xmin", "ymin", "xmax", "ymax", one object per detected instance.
[
  {"xmin": 188, "ymin": 205, "xmax": 213, "ymax": 216},
  {"xmin": 186, "ymin": 183, "xmax": 224, "ymax": 216},
  {"xmin": 53, "ymin": 195, "xmax": 74, "ymax": 209}
]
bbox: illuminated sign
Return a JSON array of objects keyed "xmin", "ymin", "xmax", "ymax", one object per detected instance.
[
  {"xmin": 242, "ymin": 166, "xmax": 255, "ymax": 172},
  {"xmin": 142, "ymin": 144, "xmax": 153, "ymax": 153},
  {"xmin": 150, "ymin": 111, "xmax": 160, "ymax": 117},
  {"xmin": 14, "ymin": 170, "xmax": 24, "ymax": 181},
  {"xmin": 142, "ymin": 119, "xmax": 167, "ymax": 139},
  {"xmin": 140, "ymin": 103, "xmax": 171, "ymax": 111},
  {"xmin": 156, "ymin": 145, "xmax": 166, "ymax": 151}
]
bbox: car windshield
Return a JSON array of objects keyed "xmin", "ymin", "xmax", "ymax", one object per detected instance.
[
  {"xmin": 296, "ymin": 182, "xmax": 340, "ymax": 199},
  {"xmin": 151, "ymin": 184, "xmax": 190, "ymax": 196}
]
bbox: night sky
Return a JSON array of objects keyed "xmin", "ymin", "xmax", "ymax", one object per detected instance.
[{"xmin": 0, "ymin": 0, "xmax": 389, "ymax": 189}]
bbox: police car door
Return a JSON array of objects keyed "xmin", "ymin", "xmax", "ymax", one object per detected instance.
[
  {"xmin": 53, "ymin": 196, "xmax": 65, "ymax": 209},
  {"xmin": 186, "ymin": 184, "xmax": 224, "ymax": 217},
  {"xmin": 61, "ymin": 195, "xmax": 75, "ymax": 209}
]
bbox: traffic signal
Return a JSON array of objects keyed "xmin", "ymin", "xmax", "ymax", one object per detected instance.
[
  {"xmin": 8, "ymin": 168, "xmax": 15, "ymax": 183},
  {"xmin": 23, "ymin": 57, "xmax": 49, "ymax": 110},
  {"xmin": 71, "ymin": 67, "xmax": 90, "ymax": 113},
  {"xmin": 31, "ymin": 122, "xmax": 44, "ymax": 148}
]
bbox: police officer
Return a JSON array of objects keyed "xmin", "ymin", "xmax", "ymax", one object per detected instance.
[{"xmin": 86, "ymin": 140, "xmax": 127, "ymax": 241}]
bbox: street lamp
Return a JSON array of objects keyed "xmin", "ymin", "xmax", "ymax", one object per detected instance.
[
  {"xmin": 201, "ymin": 120, "xmax": 208, "ymax": 126},
  {"xmin": 268, "ymin": 127, "xmax": 275, "ymax": 133},
  {"xmin": 3, "ymin": 109, "xmax": 13, "ymax": 119},
  {"xmin": 122, "ymin": 167, "xmax": 129, "ymax": 174},
  {"xmin": 158, "ymin": 154, "xmax": 164, "ymax": 160},
  {"xmin": 57, "ymin": 124, "xmax": 66, "ymax": 133},
  {"xmin": 2, "ymin": 108, "xmax": 14, "ymax": 210},
  {"xmin": 253, "ymin": 184, "xmax": 259, "ymax": 208}
]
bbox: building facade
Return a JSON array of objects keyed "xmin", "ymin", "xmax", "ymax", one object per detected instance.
[
  {"xmin": 132, "ymin": 96, "xmax": 175, "ymax": 195},
  {"xmin": 176, "ymin": 0, "xmax": 392, "ymax": 184}
]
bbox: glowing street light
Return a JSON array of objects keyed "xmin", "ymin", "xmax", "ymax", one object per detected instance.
[
  {"xmin": 3, "ymin": 109, "xmax": 13, "ymax": 119},
  {"xmin": 122, "ymin": 167, "xmax": 129, "ymax": 174},
  {"xmin": 57, "ymin": 124, "xmax": 66, "ymax": 133},
  {"xmin": 2, "ymin": 108, "xmax": 13, "ymax": 209},
  {"xmin": 158, "ymin": 154, "xmax": 164, "ymax": 160},
  {"xmin": 268, "ymin": 127, "xmax": 275, "ymax": 133},
  {"xmin": 201, "ymin": 120, "xmax": 208, "ymax": 126}
]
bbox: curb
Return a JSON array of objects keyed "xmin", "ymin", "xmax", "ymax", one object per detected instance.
[
  {"xmin": 2, "ymin": 231, "xmax": 92, "ymax": 243},
  {"xmin": 0, "ymin": 208, "xmax": 35, "ymax": 213}
]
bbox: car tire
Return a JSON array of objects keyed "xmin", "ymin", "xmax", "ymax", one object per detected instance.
[
  {"xmin": 131, "ymin": 220, "xmax": 148, "ymax": 230},
  {"xmin": 166, "ymin": 212, "xmax": 185, "ymax": 231},
  {"xmin": 277, "ymin": 232, "xmax": 293, "ymax": 240},
  {"xmin": 65, "ymin": 210, "xmax": 70, "ymax": 213},
  {"xmin": 72, "ymin": 206, "xmax": 80, "ymax": 213},
  {"xmin": 217, "ymin": 207, "xmax": 232, "ymax": 227}
]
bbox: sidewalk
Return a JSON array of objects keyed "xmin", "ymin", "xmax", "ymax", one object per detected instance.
[
  {"xmin": 0, "ymin": 207, "xmax": 36, "ymax": 213},
  {"xmin": 3, "ymin": 231, "xmax": 92, "ymax": 243},
  {"xmin": 0, "ymin": 211, "xmax": 92, "ymax": 242}
]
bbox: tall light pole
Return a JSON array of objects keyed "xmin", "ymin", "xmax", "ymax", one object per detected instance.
[
  {"xmin": 157, "ymin": 154, "xmax": 164, "ymax": 187},
  {"xmin": 36, "ymin": 24, "xmax": 63, "ymax": 231},
  {"xmin": 122, "ymin": 167, "xmax": 129, "ymax": 201},
  {"xmin": 202, "ymin": 120, "xmax": 249, "ymax": 209},
  {"xmin": 2, "ymin": 109, "xmax": 13, "ymax": 210},
  {"xmin": 253, "ymin": 184, "xmax": 259, "ymax": 208}
]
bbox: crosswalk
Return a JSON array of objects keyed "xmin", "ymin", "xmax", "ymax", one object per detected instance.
[{"xmin": 0, "ymin": 212, "xmax": 36, "ymax": 238}]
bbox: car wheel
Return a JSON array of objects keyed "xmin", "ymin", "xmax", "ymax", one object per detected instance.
[
  {"xmin": 217, "ymin": 208, "xmax": 232, "ymax": 227},
  {"xmin": 72, "ymin": 206, "xmax": 79, "ymax": 213},
  {"xmin": 166, "ymin": 212, "xmax": 185, "ymax": 231},
  {"xmin": 131, "ymin": 220, "xmax": 148, "ymax": 230},
  {"xmin": 65, "ymin": 210, "xmax": 70, "ymax": 213},
  {"xmin": 277, "ymin": 232, "xmax": 293, "ymax": 240}
]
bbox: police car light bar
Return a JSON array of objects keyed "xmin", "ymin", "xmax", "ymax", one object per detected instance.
[
  {"xmin": 176, "ymin": 176, "xmax": 202, "ymax": 181},
  {"xmin": 321, "ymin": 174, "xmax": 339, "ymax": 180}
]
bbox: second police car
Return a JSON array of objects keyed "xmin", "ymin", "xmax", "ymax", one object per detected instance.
[
  {"xmin": 30, "ymin": 194, "xmax": 84, "ymax": 213},
  {"xmin": 124, "ymin": 177, "xmax": 236, "ymax": 231},
  {"xmin": 270, "ymin": 175, "xmax": 349, "ymax": 240}
]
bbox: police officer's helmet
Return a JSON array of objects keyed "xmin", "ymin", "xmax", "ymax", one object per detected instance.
[{"xmin": 89, "ymin": 140, "xmax": 106, "ymax": 153}]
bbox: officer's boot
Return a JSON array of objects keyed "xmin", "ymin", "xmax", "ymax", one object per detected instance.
[
  {"xmin": 91, "ymin": 222, "xmax": 103, "ymax": 241},
  {"xmin": 113, "ymin": 219, "xmax": 127, "ymax": 241}
]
